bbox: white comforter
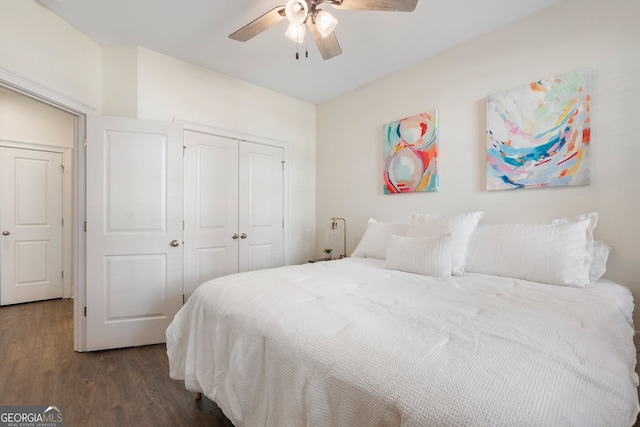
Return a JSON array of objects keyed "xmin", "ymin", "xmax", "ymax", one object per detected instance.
[{"xmin": 166, "ymin": 258, "xmax": 639, "ymax": 427}]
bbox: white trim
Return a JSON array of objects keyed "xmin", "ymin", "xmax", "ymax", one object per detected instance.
[
  {"xmin": 176, "ymin": 119, "xmax": 291, "ymax": 266},
  {"xmin": 0, "ymin": 68, "xmax": 90, "ymax": 352},
  {"xmin": 176, "ymin": 118, "xmax": 286, "ymax": 147},
  {"xmin": 0, "ymin": 139, "xmax": 74, "ymax": 300},
  {"xmin": 72, "ymin": 116, "xmax": 87, "ymax": 352},
  {"xmin": 0, "ymin": 67, "xmax": 96, "ymax": 115},
  {"xmin": 0, "ymin": 138, "xmax": 71, "ymax": 152}
]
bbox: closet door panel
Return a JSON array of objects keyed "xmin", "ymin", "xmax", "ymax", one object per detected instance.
[
  {"xmin": 238, "ymin": 141, "xmax": 284, "ymax": 273},
  {"xmin": 183, "ymin": 131, "xmax": 239, "ymax": 299}
]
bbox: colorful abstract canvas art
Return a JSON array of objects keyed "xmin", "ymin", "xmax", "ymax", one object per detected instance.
[
  {"xmin": 486, "ymin": 69, "xmax": 591, "ymax": 190},
  {"xmin": 383, "ymin": 111, "xmax": 438, "ymax": 194}
]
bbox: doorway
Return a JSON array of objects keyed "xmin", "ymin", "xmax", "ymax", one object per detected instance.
[{"xmin": 0, "ymin": 76, "xmax": 88, "ymax": 351}]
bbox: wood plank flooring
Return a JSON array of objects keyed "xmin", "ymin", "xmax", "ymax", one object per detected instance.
[{"xmin": 0, "ymin": 299, "xmax": 235, "ymax": 427}]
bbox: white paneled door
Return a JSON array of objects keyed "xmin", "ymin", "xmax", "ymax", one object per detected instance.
[
  {"xmin": 86, "ymin": 116, "xmax": 183, "ymax": 351},
  {"xmin": 183, "ymin": 132, "xmax": 239, "ymax": 299},
  {"xmin": 238, "ymin": 141, "xmax": 284, "ymax": 273},
  {"xmin": 0, "ymin": 147, "xmax": 63, "ymax": 305},
  {"xmin": 183, "ymin": 131, "xmax": 284, "ymax": 300}
]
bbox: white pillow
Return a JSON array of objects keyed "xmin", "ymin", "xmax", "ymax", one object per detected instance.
[
  {"xmin": 465, "ymin": 219, "xmax": 593, "ymax": 287},
  {"xmin": 551, "ymin": 212, "xmax": 598, "ymax": 279},
  {"xmin": 351, "ymin": 218, "xmax": 409, "ymax": 260},
  {"xmin": 590, "ymin": 240, "xmax": 611, "ymax": 282},
  {"xmin": 384, "ymin": 234, "xmax": 452, "ymax": 278},
  {"xmin": 405, "ymin": 211, "xmax": 484, "ymax": 276}
]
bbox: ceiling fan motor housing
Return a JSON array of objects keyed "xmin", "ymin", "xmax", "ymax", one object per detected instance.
[{"xmin": 285, "ymin": 0, "xmax": 309, "ymax": 24}]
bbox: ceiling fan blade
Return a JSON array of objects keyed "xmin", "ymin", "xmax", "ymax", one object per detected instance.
[
  {"xmin": 229, "ymin": 6, "xmax": 286, "ymax": 42},
  {"xmin": 307, "ymin": 20, "xmax": 342, "ymax": 60},
  {"xmin": 331, "ymin": 0, "xmax": 417, "ymax": 12}
]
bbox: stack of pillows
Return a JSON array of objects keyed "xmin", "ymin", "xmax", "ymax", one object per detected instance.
[{"xmin": 350, "ymin": 211, "xmax": 611, "ymax": 288}]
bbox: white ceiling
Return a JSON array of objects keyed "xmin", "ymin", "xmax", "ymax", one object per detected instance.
[{"xmin": 38, "ymin": 0, "xmax": 563, "ymax": 104}]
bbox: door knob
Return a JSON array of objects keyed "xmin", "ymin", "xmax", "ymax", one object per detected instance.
[
  {"xmin": 232, "ymin": 233, "xmax": 239, "ymax": 239},
  {"xmin": 2, "ymin": 231, "xmax": 9, "ymax": 236},
  {"xmin": 240, "ymin": 233, "xmax": 247, "ymax": 239},
  {"xmin": 170, "ymin": 240, "xmax": 180, "ymax": 247}
]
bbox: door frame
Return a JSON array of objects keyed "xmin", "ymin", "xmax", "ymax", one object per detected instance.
[
  {"xmin": 0, "ymin": 66, "xmax": 95, "ymax": 351},
  {"xmin": 0, "ymin": 140, "xmax": 73, "ymax": 300},
  {"xmin": 177, "ymin": 119, "xmax": 290, "ymax": 266}
]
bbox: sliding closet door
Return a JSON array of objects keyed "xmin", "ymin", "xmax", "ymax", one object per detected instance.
[
  {"xmin": 183, "ymin": 131, "xmax": 239, "ymax": 299},
  {"xmin": 238, "ymin": 141, "xmax": 284, "ymax": 273}
]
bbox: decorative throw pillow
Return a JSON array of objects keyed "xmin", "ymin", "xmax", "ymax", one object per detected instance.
[
  {"xmin": 405, "ymin": 211, "xmax": 484, "ymax": 276},
  {"xmin": 351, "ymin": 218, "xmax": 409, "ymax": 260},
  {"xmin": 465, "ymin": 219, "xmax": 593, "ymax": 287},
  {"xmin": 384, "ymin": 234, "xmax": 452, "ymax": 278}
]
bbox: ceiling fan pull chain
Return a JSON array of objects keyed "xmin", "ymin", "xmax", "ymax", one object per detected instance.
[{"xmin": 296, "ymin": 27, "xmax": 301, "ymax": 60}]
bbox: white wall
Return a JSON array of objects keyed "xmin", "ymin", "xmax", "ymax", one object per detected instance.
[
  {"xmin": 102, "ymin": 46, "xmax": 138, "ymax": 118},
  {"xmin": 0, "ymin": 89, "xmax": 74, "ymax": 147},
  {"xmin": 316, "ymin": 0, "xmax": 640, "ymax": 315},
  {"xmin": 0, "ymin": 0, "xmax": 101, "ymax": 109}
]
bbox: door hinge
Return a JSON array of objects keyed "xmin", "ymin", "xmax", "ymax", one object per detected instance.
[
  {"xmin": 61, "ymin": 218, "xmax": 64, "ymax": 226},
  {"xmin": 84, "ymin": 306, "xmax": 87, "ymax": 317},
  {"xmin": 83, "ymin": 221, "xmax": 87, "ymax": 232},
  {"xmin": 60, "ymin": 164, "xmax": 65, "ymax": 173},
  {"xmin": 183, "ymin": 294, "xmax": 185, "ymax": 304},
  {"xmin": 281, "ymin": 160, "xmax": 285, "ymax": 170},
  {"xmin": 183, "ymin": 145, "xmax": 186, "ymax": 156},
  {"xmin": 183, "ymin": 220, "xmax": 185, "ymax": 230},
  {"xmin": 282, "ymin": 219, "xmax": 284, "ymax": 228},
  {"xmin": 83, "ymin": 137, "xmax": 87, "ymax": 147},
  {"xmin": 61, "ymin": 270, "xmax": 64, "ymax": 278}
]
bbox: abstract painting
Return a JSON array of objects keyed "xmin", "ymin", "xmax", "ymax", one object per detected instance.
[
  {"xmin": 486, "ymin": 69, "xmax": 591, "ymax": 190},
  {"xmin": 383, "ymin": 111, "xmax": 438, "ymax": 194}
]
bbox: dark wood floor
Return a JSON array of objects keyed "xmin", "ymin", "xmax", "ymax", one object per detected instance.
[{"xmin": 0, "ymin": 298, "xmax": 235, "ymax": 427}]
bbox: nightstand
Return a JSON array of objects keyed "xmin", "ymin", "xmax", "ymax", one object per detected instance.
[{"xmin": 308, "ymin": 257, "xmax": 333, "ymax": 263}]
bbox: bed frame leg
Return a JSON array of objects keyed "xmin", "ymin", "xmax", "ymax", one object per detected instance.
[{"xmin": 194, "ymin": 392, "xmax": 202, "ymax": 400}]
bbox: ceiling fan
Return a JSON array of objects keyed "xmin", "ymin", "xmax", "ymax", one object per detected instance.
[{"xmin": 229, "ymin": 0, "xmax": 418, "ymax": 60}]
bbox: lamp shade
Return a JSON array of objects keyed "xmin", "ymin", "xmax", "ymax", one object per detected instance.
[
  {"xmin": 315, "ymin": 10, "xmax": 338, "ymax": 38},
  {"xmin": 285, "ymin": 23, "xmax": 305, "ymax": 43},
  {"xmin": 285, "ymin": 0, "xmax": 308, "ymax": 25}
]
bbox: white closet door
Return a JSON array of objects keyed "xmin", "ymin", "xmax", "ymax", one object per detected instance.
[
  {"xmin": 183, "ymin": 131, "xmax": 239, "ymax": 299},
  {"xmin": 0, "ymin": 147, "xmax": 63, "ymax": 305},
  {"xmin": 85, "ymin": 115, "xmax": 184, "ymax": 351},
  {"xmin": 238, "ymin": 141, "xmax": 284, "ymax": 273},
  {"xmin": 182, "ymin": 133, "xmax": 285, "ymax": 299}
]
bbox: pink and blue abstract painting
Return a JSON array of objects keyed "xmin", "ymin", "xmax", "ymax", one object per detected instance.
[
  {"xmin": 383, "ymin": 111, "xmax": 438, "ymax": 194},
  {"xmin": 486, "ymin": 70, "xmax": 591, "ymax": 190}
]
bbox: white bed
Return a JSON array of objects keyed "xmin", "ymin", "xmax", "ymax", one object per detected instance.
[{"xmin": 166, "ymin": 212, "xmax": 639, "ymax": 426}]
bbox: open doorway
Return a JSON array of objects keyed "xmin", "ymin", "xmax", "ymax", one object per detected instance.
[
  {"xmin": 0, "ymin": 71, "xmax": 92, "ymax": 351},
  {"xmin": 0, "ymin": 87, "xmax": 74, "ymax": 305}
]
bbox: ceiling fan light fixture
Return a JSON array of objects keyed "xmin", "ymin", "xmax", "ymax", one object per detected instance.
[
  {"xmin": 285, "ymin": 22, "xmax": 306, "ymax": 43},
  {"xmin": 315, "ymin": 10, "xmax": 338, "ymax": 38},
  {"xmin": 285, "ymin": 0, "xmax": 309, "ymax": 25}
]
